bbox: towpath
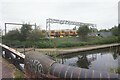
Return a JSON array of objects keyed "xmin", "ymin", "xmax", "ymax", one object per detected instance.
[{"xmin": 16, "ymin": 43, "xmax": 120, "ymax": 55}]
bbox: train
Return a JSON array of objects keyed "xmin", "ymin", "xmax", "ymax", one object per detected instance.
[
  {"xmin": 49, "ymin": 29, "xmax": 78, "ymax": 37},
  {"xmin": 25, "ymin": 51, "xmax": 119, "ymax": 79}
]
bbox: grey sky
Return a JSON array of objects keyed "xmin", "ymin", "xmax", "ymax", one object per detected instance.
[{"xmin": 1, "ymin": 0, "xmax": 120, "ymax": 31}]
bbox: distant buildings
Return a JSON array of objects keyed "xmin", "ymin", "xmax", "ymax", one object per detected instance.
[{"xmin": 97, "ymin": 31, "xmax": 112, "ymax": 38}]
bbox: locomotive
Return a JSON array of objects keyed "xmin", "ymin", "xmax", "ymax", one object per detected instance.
[{"xmin": 25, "ymin": 51, "xmax": 119, "ymax": 80}]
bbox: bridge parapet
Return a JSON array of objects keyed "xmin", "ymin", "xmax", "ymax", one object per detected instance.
[
  {"xmin": 1, "ymin": 43, "xmax": 25, "ymax": 71},
  {"xmin": 0, "ymin": 43, "xmax": 25, "ymax": 59}
]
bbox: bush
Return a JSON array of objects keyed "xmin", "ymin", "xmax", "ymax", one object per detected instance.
[
  {"xmin": 36, "ymin": 41, "xmax": 54, "ymax": 48},
  {"xmin": 56, "ymin": 42, "xmax": 87, "ymax": 48},
  {"xmin": 2, "ymin": 36, "xmax": 119, "ymax": 48},
  {"xmin": 88, "ymin": 36, "xmax": 119, "ymax": 45}
]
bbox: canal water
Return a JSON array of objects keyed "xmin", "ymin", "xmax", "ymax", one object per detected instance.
[{"xmin": 57, "ymin": 47, "xmax": 120, "ymax": 74}]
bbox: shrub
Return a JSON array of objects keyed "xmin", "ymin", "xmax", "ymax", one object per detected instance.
[{"xmin": 36, "ymin": 41, "xmax": 54, "ymax": 48}]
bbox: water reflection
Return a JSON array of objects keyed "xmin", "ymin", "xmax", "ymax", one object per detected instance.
[
  {"xmin": 58, "ymin": 46, "xmax": 120, "ymax": 73},
  {"xmin": 77, "ymin": 54, "xmax": 97, "ymax": 69},
  {"xmin": 77, "ymin": 54, "xmax": 91, "ymax": 69}
]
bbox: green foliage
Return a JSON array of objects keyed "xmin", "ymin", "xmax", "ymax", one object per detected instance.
[
  {"xmin": 35, "ymin": 39, "xmax": 54, "ymax": 48},
  {"xmin": 3, "ymin": 23, "xmax": 46, "ymax": 47},
  {"xmin": 22, "ymin": 41, "xmax": 34, "ymax": 48},
  {"xmin": 27, "ymin": 28, "xmax": 45, "ymax": 41},
  {"xmin": 56, "ymin": 42, "xmax": 86, "ymax": 48},
  {"xmin": 77, "ymin": 25, "xmax": 91, "ymax": 41},
  {"xmin": 88, "ymin": 36, "xmax": 119, "ymax": 45},
  {"xmin": 20, "ymin": 24, "xmax": 32, "ymax": 41},
  {"xmin": 3, "ymin": 34, "xmax": 119, "ymax": 48},
  {"xmin": 73, "ymin": 26, "xmax": 77, "ymax": 30},
  {"xmin": 36, "ymin": 41, "xmax": 54, "ymax": 48},
  {"xmin": 118, "ymin": 24, "xmax": 120, "ymax": 42},
  {"xmin": 3, "ymin": 29, "xmax": 21, "ymax": 40},
  {"xmin": 14, "ymin": 68, "xmax": 24, "ymax": 80},
  {"xmin": 3, "ymin": 23, "xmax": 120, "ymax": 48},
  {"xmin": 111, "ymin": 26, "xmax": 119, "ymax": 36},
  {"xmin": 109, "ymin": 67, "xmax": 120, "ymax": 74},
  {"xmin": 39, "ymin": 36, "xmax": 118, "ymax": 48}
]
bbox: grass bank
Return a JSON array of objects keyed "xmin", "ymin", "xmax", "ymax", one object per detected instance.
[
  {"xmin": 3, "ymin": 36, "xmax": 120, "ymax": 48},
  {"xmin": 35, "ymin": 36, "xmax": 119, "ymax": 48},
  {"xmin": 14, "ymin": 69, "xmax": 24, "ymax": 80}
]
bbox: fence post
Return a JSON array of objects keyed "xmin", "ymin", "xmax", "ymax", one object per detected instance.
[{"xmin": 24, "ymin": 45, "xmax": 25, "ymax": 55}]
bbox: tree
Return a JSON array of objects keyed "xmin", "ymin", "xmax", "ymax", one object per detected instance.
[
  {"xmin": 111, "ymin": 26, "xmax": 119, "ymax": 36},
  {"xmin": 20, "ymin": 24, "xmax": 32, "ymax": 41},
  {"xmin": 4, "ymin": 29, "xmax": 21, "ymax": 40},
  {"xmin": 73, "ymin": 26, "xmax": 76, "ymax": 30},
  {"xmin": 28, "ymin": 27, "xmax": 45, "ymax": 41},
  {"xmin": 77, "ymin": 25, "xmax": 91, "ymax": 41}
]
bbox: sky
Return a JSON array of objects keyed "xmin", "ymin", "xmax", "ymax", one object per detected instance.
[{"xmin": 0, "ymin": 0, "xmax": 120, "ymax": 32}]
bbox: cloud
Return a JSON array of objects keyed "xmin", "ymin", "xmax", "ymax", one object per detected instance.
[{"xmin": 1, "ymin": 0, "xmax": 120, "ymax": 31}]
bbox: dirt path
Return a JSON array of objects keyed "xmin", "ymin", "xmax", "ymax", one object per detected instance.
[
  {"xmin": 16, "ymin": 43, "xmax": 120, "ymax": 55},
  {"xmin": 1, "ymin": 58, "xmax": 15, "ymax": 79}
]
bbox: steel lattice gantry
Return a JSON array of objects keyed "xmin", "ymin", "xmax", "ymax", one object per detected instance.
[{"xmin": 46, "ymin": 18, "xmax": 97, "ymax": 38}]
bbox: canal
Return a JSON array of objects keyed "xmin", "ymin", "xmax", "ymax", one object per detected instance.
[{"xmin": 57, "ymin": 46, "xmax": 120, "ymax": 74}]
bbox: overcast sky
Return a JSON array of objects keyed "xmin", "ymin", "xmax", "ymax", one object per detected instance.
[{"xmin": 1, "ymin": 0, "xmax": 120, "ymax": 32}]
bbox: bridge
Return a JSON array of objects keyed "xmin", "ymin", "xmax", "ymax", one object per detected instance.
[
  {"xmin": 0, "ymin": 43, "xmax": 119, "ymax": 79},
  {"xmin": 0, "ymin": 43, "xmax": 25, "ymax": 71}
]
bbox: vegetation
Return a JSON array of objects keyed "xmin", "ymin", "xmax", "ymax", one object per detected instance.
[
  {"xmin": 77, "ymin": 25, "xmax": 91, "ymax": 41},
  {"xmin": 109, "ymin": 67, "xmax": 120, "ymax": 74},
  {"xmin": 2, "ymin": 24, "xmax": 120, "ymax": 48},
  {"xmin": 110, "ymin": 25, "xmax": 119, "ymax": 36},
  {"xmin": 20, "ymin": 24, "xmax": 32, "ymax": 41},
  {"xmin": 3, "ymin": 36, "xmax": 119, "ymax": 48},
  {"xmin": 3, "ymin": 29, "xmax": 21, "ymax": 41},
  {"xmin": 2, "ymin": 23, "xmax": 45, "ymax": 47},
  {"xmin": 118, "ymin": 24, "xmax": 120, "ymax": 42},
  {"xmin": 14, "ymin": 68, "xmax": 24, "ymax": 80}
]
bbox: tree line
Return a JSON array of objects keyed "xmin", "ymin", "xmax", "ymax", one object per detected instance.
[
  {"xmin": 3, "ymin": 24, "xmax": 120, "ymax": 41},
  {"xmin": 77, "ymin": 24, "xmax": 120, "ymax": 41},
  {"xmin": 3, "ymin": 24, "xmax": 46, "ymax": 41},
  {"xmin": 2, "ymin": 23, "xmax": 120, "ymax": 47}
]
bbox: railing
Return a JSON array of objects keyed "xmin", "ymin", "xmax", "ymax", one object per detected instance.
[{"xmin": 0, "ymin": 43, "xmax": 25, "ymax": 72}]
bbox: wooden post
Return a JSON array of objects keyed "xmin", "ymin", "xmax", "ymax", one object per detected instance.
[
  {"xmin": 24, "ymin": 45, "xmax": 25, "ymax": 55},
  {"xmin": 61, "ymin": 54, "xmax": 64, "ymax": 64}
]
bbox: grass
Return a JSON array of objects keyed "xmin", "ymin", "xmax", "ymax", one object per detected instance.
[
  {"xmin": 51, "ymin": 36, "xmax": 119, "ymax": 48},
  {"xmin": 109, "ymin": 67, "xmax": 120, "ymax": 74},
  {"xmin": 14, "ymin": 68, "xmax": 24, "ymax": 80},
  {"xmin": 86, "ymin": 36, "xmax": 119, "ymax": 45},
  {"xmin": 3, "ymin": 36, "xmax": 119, "ymax": 48}
]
